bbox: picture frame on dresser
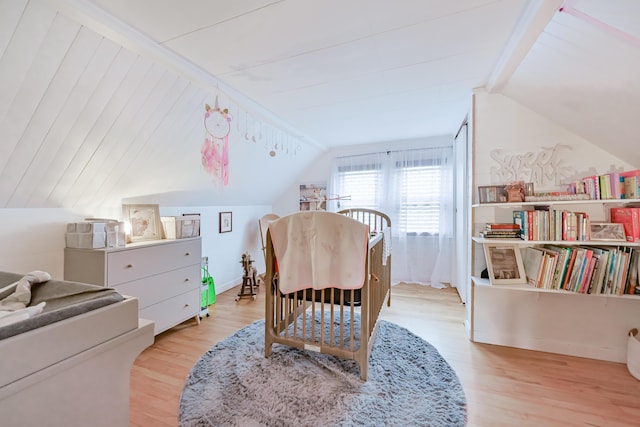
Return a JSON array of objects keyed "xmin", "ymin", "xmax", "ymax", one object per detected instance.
[
  {"xmin": 219, "ymin": 211, "xmax": 232, "ymax": 233},
  {"xmin": 122, "ymin": 204, "xmax": 162, "ymax": 242},
  {"xmin": 483, "ymin": 243, "xmax": 527, "ymax": 285}
]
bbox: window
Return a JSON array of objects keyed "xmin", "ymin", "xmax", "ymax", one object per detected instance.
[
  {"xmin": 399, "ymin": 163, "xmax": 441, "ymax": 235},
  {"xmin": 336, "ymin": 163, "xmax": 381, "ymax": 210},
  {"xmin": 333, "ymin": 149, "xmax": 449, "ymax": 235}
]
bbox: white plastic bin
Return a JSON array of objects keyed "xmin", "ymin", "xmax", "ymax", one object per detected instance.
[{"xmin": 628, "ymin": 328, "xmax": 640, "ymax": 380}]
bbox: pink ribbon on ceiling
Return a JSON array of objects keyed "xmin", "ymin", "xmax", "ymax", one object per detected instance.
[{"xmin": 559, "ymin": 0, "xmax": 640, "ymax": 48}]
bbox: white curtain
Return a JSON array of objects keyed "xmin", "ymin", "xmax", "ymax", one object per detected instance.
[{"xmin": 328, "ymin": 146, "xmax": 454, "ymax": 287}]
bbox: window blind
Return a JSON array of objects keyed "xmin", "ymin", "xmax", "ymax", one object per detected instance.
[{"xmin": 334, "ymin": 150, "xmax": 445, "ymax": 235}]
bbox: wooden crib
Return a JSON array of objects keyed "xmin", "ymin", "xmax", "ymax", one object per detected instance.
[{"xmin": 264, "ymin": 209, "xmax": 391, "ymax": 380}]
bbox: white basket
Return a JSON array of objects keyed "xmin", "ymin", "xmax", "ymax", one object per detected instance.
[{"xmin": 628, "ymin": 328, "xmax": 640, "ymax": 381}]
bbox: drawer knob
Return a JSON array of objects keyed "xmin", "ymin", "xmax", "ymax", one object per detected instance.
[
  {"xmin": 126, "ymin": 264, "xmax": 133, "ymax": 268},
  {"xmin": 185, "ymin": 252, "xmax": 191, "ymax": 256},
  {"xmin": 184, "ymin": 278, "xmax": 190, "ymax": 282},
  {"xmin": 184, "ymin": 303, "xmax": 190, "ymax": 308}
]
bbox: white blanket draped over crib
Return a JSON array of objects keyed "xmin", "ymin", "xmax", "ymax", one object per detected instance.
[{"xmin": 269, "ymin": 211, "xmax": 369, "ymax": 294}]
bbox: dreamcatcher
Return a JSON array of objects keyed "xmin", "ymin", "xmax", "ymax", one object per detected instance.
[{"xmin": 201, "ymin": 96, "xmax": 232, "ymax": 185}]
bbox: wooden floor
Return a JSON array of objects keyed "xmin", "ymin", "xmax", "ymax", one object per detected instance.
[{"xmin": 130, "ymin": 283, "xmax": 640, "ymax": 426}]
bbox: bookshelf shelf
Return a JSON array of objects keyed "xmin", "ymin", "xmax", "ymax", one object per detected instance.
[
  {"xmin": 472, "ymin": 237, "xmax": 640, "ymax": 247},
  {"xmin": 472, "ymin": 198, "xmax": 640, "ymax": 209},
  {"xmin": 472, "ymin": 275, "xmax": 640, "ymax": 299},
  {"xmin": 471, "ymin": 276, "xmax": 489, "ymax": 286}
]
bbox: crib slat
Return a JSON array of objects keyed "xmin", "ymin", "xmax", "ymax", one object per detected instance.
[
  {"xmin": 329, "ymin": 289, "xmax": 335, "ymax": 346},
  {"xmin": 301, "ymin": 289, "xmax": 307, "ymax": 341},
  {"xmin": 349, "ymin": 294, "xmax": 355, "ymax": 351},
  {"xmin": 339, "ymin": 291, "xmax": 345, "ymax": 347},
  {"xmin": 320, "ymin": 290, "xmax": 325, "ymax": 345}
]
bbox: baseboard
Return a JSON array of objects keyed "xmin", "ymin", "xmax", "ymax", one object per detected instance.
[
  {"xmin": 472, "ymin": 330, "xmax": 626, "ymax": 363},
  {"xmin": 216, "ymin": 276, "xmax": 244, "ymax": 295}
]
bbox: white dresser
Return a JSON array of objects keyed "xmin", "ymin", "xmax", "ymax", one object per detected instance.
[{"xmin": 64, "ymin": 237, "xmax": 202, "ymax": 335}]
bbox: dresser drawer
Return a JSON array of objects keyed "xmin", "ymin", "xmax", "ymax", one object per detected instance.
[
  {"xmin": 140, "ymin": 288, "xmax": 200, "ymax": 335},
  {"xmin": 113, "ymin": 264, "xmax": 199, "ymax": 309},
  {"xmin": 106, "ymin": 239, "xmax": 201, "ymax": 285}
]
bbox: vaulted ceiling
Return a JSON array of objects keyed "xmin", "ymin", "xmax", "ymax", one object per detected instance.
[
  {"xmin": 84, "ymin": 0, "xmax": 530, "ymax": 147},
  {"xmin": 0, "ymin": 0, "xmax": 638, "ymax": 210}
]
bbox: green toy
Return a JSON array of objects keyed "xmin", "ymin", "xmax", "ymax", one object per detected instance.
[{"xmin": 201, "ymin": 265, "xmax": 216, "ymax": 307}]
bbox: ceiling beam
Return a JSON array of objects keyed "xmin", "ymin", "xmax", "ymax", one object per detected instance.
[{"xmin": 485, "ymin": 0, "xmax": 564, "ymax": 93}]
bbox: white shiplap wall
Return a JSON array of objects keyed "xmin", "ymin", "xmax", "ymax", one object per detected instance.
[{"xmin": 0, "ymin": 0, "xmax": 320, "ymax": 211}]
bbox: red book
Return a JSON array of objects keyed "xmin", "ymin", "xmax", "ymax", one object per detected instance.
[
  {"xmin": 486, "ymin": 223, "xmax": 521, "ymax": 230},
  {"xmin": 610, "ymin": 207, "xmax": 640, "ymax": 242}
]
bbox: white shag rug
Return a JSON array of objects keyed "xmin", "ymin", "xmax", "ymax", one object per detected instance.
[{"xmin": 179, "ymin": 318, "xmax": 466, "ymax": 426}]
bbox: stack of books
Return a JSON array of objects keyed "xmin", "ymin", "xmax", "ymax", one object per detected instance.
[{"xmin": 480, "ymin": 223, "xmax": 522, "ymax": 239}]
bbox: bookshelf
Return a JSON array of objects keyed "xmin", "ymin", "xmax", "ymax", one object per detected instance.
[
  {"xmin": 470, "ymin": 198, "xmax": 640, "ymax": 364},
  {"xmin": 467, "ymin": 90, "xmax": 640, "ymax": 367}
]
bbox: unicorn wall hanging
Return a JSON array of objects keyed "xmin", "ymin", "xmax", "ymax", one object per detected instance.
[{"xmin": 201, "ymin": 96, "xmax": 232, "ymax": 185}]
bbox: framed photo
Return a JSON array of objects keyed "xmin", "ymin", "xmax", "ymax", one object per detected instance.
[
  {"xmin": 589, "ymin": 222, "xmax": 627, "ymax": 241},
  {"xmin": 219, "ymin": 211, "xmax": 232, "ymax": 233},
  {"xmin": 477, "ymin": 185, "xmax": 507, "ymax": 204},
  {"xmin": 299, "ymin": 182, "xmax": 327, "ymax": 211},
  {"xmin": 122, "ymin": 204, "xmax": 162, "ymax": 242},
  {"xmin": 483, "ymin": 244, "xmax": 527, "ymax": 285}
]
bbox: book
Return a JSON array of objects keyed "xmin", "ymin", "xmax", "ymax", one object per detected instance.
[
  {"xmin": 603, "ymin": 248, "xmax": 619, "ymax": 294},
  {"xmin": 585, "ymin": 247, "xmax": 610, "ymax": 294},
  {"xmin": 512, "ymin": 211, "xmax": 529, "ymax": 241},
  {"xmin": 567, "ymin": 248, "xmax": 589, "ymax": 292},
  {"xmin": 600, "ymin": 174, "xmax": 613, "ymax": 199},
  {"xmin": 616, "ymin": 247, "xmax": 632, "ymax": 295},
  {"xmin": 627, "ymin": 249, "xmax": 639, "ymax": 294},
  {"xmin": 567, "ymin": 248, "xmax": 587, "ymax": 290},
  {"xmin": 581, "ymin": 175, "xmax": 600, "ymax": 200},
  {"xmin": 574, "ymin": 212, "xmax": 590, "ymax": 241},
  {"xmin": 561, "ymin": 248, "xmax": 578, "ymax": 290},
  {"xmin": 610, "ymin": 207, "xmax": 640, "ymax": 242},
  {"xmin": 480, "ymin": 230, "xmax": 522, "ymax": 239},
  {"xmin": 562, "ymin": 211, "xmax": 578, "ymax": 241},
  {"xmin": 486, "ymin": 223, "xmax": 521, "ymax": 230},
  {"xmin": 579, "ymin": 256, "xmax": 597, "ymax": 293},
  {"xmin": 523, "ymin": 247, "xmax": 545, "ymax": 287},
  {"xmin": 611, "ymin": 249, "xmax": 626, "ymax": 294},
  {"xmin": 551, "ymin": 246, "xmax": 571, "ymax": 290},
  {"xmin": 541, "ymin": 249, "xmax": 559, "ymax": 289},
  {"xmin": 621, "ymin": 170, "xmax": 640, "ymax": 199},
  {"xmin": 607, "ymin": 172, "xmax": 624, "ymax": 199}
]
